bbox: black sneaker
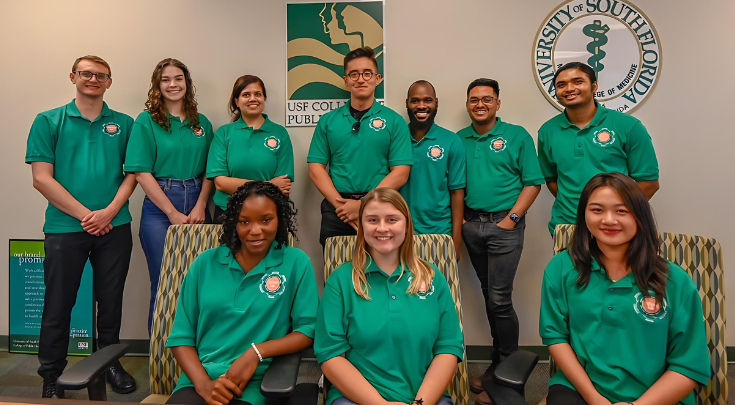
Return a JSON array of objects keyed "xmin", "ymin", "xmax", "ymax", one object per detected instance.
[
  {"xmin": 42, "ymin": 376, "xmax": 65, "ymax": 398},
  {"xmin": 106, "ymin": 361, "xmax": 136, "ymax": 394}
]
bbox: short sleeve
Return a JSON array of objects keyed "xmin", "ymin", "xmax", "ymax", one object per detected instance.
[
  {"xmin": 26, "ymin": 114, "xmax": 56, "ymax": 164},
  {"xmin": 124, "ymin": 118, "xmax": 157, "ymax": 174},
  {"xmin": 206, "ymin": 126, "xmax": 230, "ymax": 179},
  {"xmin": 537, "ymin": 129, "xmax": 557, "ymax": 183},
  {"xmin": 314, "ymin": 277, "xmax": 351, "ymax": 363},
  {"xmin": 447, "ymin": 137, "xmax": 467, "ymax": 190},
  {"xmin": 518, "ymin": 132, "xmax": 545, "ymax": 186},
  {"xmin": 625, "ymin": 121, "xmax": 659, "ymax": 181},
  {"xmin": 290, "ymin": 253, "xmax": 318, "ymax": 338},
  {"xmin": 166, "ymin": 258, "xmax": 201, "ymax": 348},
  {"xmin": 388, "ymin": 122, "xmax": 414, "ymax": 167},
  {"xmin": 306, "ymin": 118, "xmax": 330, "ymax": 165},
  {"xmin": 539, "ymin": 256, "xmax": 569, "ymax": 346},
  {"xmin": 431, "ymin": 269, "xmax": 464, "ymax": 360},
  {"xmin": 275, "ymin": 130, "xmax": 296, "ymax": 182},
  {"xmin": 665, "ymin": 271, "xmax": 711, "ymax": 385}
]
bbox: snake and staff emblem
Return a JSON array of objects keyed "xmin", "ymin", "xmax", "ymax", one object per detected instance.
[{"xmin": 583, "ymin": 20, "xmax": 610, "ymax": 73}]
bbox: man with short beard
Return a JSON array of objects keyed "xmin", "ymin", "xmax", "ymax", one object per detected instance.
[
  {"xmin": 458, "ymin": 78, "xmax": 543, "ymax": 405},
  {"xmin": 399, "ymin": 80, "xmax": 466, "ymax": 260}
]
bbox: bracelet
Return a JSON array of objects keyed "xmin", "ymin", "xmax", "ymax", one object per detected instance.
[
  {"xmin": 412, "ymin": 399, "xmax": 424, "ymax": 405},
  {"xmin": 251, "ymin": 343, "xmax": 263, "ymax": 362}
]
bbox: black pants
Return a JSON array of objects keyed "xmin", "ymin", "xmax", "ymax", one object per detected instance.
[
  {"xmin": 213, "ymin": 206, "xmax": 226, "ymax": 225},
  {"xmin": 37, "ymin": 223, "xmax": 133, "ymax": 379},
  {"xmin": 547, "ymin": 385, "xmax": 588, "ymax": 405},
  {"xmin": 319, "ymin": 198, "xmax": 358, "ymax": 247},
  {"xmin": 462, "ymin": 208, "xmax": 525, "ymax": 361}
]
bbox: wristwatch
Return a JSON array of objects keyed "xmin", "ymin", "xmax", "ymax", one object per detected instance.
[{"xmin": 509, "ymin": 213, "xmax": 521, "ymax": 223}]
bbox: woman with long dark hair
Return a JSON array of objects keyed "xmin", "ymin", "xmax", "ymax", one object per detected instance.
[
  {"xmin": 125, "ymin": 58, "xmax": 214, "ymax": 334},
  {"xmin": 315, "ymin": 188, "xmax": 463, "ymax": 405},
  {"xmin": 539, "ymin": 172, "xmax": 710, "ymax": 405},
  {"xmin": 166, "ymin": 181, "xmax": 317, "ymax": 405},
  {"xmin": 206, "ymin": 75, "xmax": 294, "ymax": 223}
]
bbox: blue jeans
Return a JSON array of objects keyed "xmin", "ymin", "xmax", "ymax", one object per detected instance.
[
  {"xmin": 139, "ymin": 177, "xmax": 210, "ymax": 334},
  {"xmin": 332, "ymin": 397, "xmax": 453, "ymax": 405}
]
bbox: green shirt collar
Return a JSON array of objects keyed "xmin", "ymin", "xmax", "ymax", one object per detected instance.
[
  {"xmin": 166, "ymin": 112, "xmax": 189, "ymax": 126},
  {"xmin": 559, "ymin": 102, "xmax": 608, "ymax": 130},
  {"xmin": 591, "ymin": 256, "xmax": 635, "ymax": 287},
  {"xmin": 67, "ymin": 99, "xmax": 112, "ymax": 122},
  {"xmin": 463, "ymin": 117, "xmax": 507, "ymax": 138},
  {"xmin": 364, "ymin": 256, "xmax": 403, "ymax": 278},
  {"xmin": 342, "ymin": 99, "xmax": 384, "ymax": 120},
  {"xmin": 234, "ymin": 114, "xmax": 274, "ymax": 132},
  {"xmin": 409, "ymin": 122, "xmax": 439, "ymax": 142},
  {"xmin": 214, "ymin": 242, "xmax": 285, "ymax": 275}
]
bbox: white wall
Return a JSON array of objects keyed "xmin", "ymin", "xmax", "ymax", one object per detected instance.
[{"xmin": 0, "ymin": 0, "xmax": 733, "ymax": 347}]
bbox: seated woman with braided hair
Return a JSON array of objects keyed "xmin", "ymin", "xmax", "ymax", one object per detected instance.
[{"xmin": 166, "ymin": 181, "xmax": 318, "ymax": 405}]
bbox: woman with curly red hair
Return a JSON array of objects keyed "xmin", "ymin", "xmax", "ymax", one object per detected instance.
[{"xmin": 125, "ymin": 58, "xmax": 214, "ymax": 334}]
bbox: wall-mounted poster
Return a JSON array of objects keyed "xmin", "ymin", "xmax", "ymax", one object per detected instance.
[
  {"xmin": 532, "ymin": 0, "xmax": 662, "ymax": 113},
  {"xmin": 9, "ymin": 240, "xmax": 93, "ymax": 355},
  {"xmin": 287, "ymin": 1, "xmax": 384, "ymax": 127}
]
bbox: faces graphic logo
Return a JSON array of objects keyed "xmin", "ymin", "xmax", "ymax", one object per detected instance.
[
  {"xmin": 427, "ymin": 145, "xmax": 445, "ymax": 161},
  {"xmin": 532, "ymin": 0, "xmax": 662, "ymax": 114},
  {"xmin": 102, "ymin": 123, "xmax": 120, "ymax": 137},
  {"xmin": 192, "ymin": 127, "xmax": 204, "ymax": 137},
  {"xmin": 286, "ymin": 2, "xmax": 385, "ymax": 127},
  {"xmin": 593, "ymin": 128, "xmax": 616, "ymax": 147},
  {"xmin": 408, "ymin": 275, "xmax": 434, "ymax": 300},
  {"xmin": 260, "ymin": 272, "xmax": 287, "ymax": 299},
  {"xmin": 490, "ymin": 137, "xmax": 507, "ymax": 153},
  {"xmin": 264, "ymin": 136, "xmax": 281, "ymax": 151},
  {"xmin": 369, "ymin": 117, "xmax": 386, "ymax": 131},
  {"xmin": 633, "ymin": 292, "xmax": 667, "ymax": 322}
]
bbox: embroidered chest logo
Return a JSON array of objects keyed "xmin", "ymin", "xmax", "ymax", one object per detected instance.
[
  {"xmin": 260, "ymin": 272, "xmax": 287, "ymax": 298},
  {"xmin": 408, "ymin": 275, "xmax": 435, "ymax": 300},
  {"xmin": 593, "ymin": 128, "xmax": 616, "ymax": 147},
  {"xmin": 427, "ymin": 145, "xmax": 445, "ymax": 161},
  {"xmin": 192, "ymin": 127, "xmax": 204, "ymax": 137},
  {"xmin": 102, "ymin": 123, "xmax": 120, "ymax": 137},
  {"xmin": 264, "ymin": 136, "xmax": 281, "ymax": 151},
  {"xmin": 369, "ymin": 117, "xmax": 386, "ymax": 131},
  {"xmin": 633, "ymin": 292, "xmax": 668, "ymax": 322},
  {"xmin": 489, "ymin": 136, "xmax": 507, "ymax": 152}
]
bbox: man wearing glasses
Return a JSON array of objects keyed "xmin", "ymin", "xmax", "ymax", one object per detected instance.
[
  {"xmin": 308, "ymin": 47, "xmax": 412, "ymax": 247},
  {"xmin": 26, "ymin": 55, "xmax": 137, "ymax": 398},
  {"xmin": 457, "ymin": 79, "xmax": 543, "ymax": 405}
]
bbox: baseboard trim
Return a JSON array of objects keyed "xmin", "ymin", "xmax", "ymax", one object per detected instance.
[{"xmin": 1, "ymin": 337, "xmax": 731, "ymax": 363}]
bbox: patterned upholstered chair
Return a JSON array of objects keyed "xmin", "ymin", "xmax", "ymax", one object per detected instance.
[
  {"xmin": 144, "ymin": 224, "xmax": 308, "ymax": 403},
  {"xmin": 548, "ymin": 224, "xmax": 727, "ymax": 405},
  {"xmin": 323, "ymin": 234, "xmax": 471, "ymax": 405}
]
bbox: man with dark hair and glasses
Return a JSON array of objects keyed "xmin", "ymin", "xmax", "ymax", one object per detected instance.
[
  {"xmin": 26, "ymin": 55, "xmax": 137, "ymax": 398},
  {"xmin": 538, "ymin": 61, "xmax": 659, "ymax": 235},
  {"xmin": 307, "ymin": 47, "xmax": 412, "ymax": 247},
  {"xmin": 457, "ymin": 78, "xmax": 544, "ymax": 405}
]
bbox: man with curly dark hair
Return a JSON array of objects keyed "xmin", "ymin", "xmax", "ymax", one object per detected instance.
[{"xmin": 166, "ymin": 181, "xmax": 318, "ymax": 405}]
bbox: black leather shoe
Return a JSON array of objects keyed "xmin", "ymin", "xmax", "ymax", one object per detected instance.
[
  {"xmin": 106, "ymin": 362, "xmax": 136, "ymax": 394},
  {"xmin": 42, "ymin": 376, "xmax": 65, "ymax": 398}
]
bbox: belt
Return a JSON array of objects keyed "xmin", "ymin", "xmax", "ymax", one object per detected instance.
[{"xmin": 339, "ymin": 192, "xmax": 368, "ymax": 200}]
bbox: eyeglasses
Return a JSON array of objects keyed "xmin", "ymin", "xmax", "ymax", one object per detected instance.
[
  {"xmin": 352, "ymin": 121, "xmax": 361, "ymax": 131},
  {"xmin": 346, "ymin": 71, "xmax": 375, "ymax": 81},
  {"xmin": 74, "ymin": 71, "xmax": 111, "ymax": 82},
  {"xmin": 467, "ymin": 96, "xmax": 496, "ymax": 106}
]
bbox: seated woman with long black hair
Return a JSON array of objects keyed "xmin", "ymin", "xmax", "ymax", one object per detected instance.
[
  {"xmin": 315, "ymin": 188, "xmax": 464, "ymax": 405},
  {"xmin": 540, "ymin": 172, "xmax": 710, "ymax": 405},
  {"xmin": 166, "ymin": 181, "xmax": 318, "ymax": 405}
]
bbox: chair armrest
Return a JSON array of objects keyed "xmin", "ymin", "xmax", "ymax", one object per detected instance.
[
  {"xmin": 492, "ymin": 350, "xmax": 539, "ymax": 390},
  {"xmin": 483, "ymin": 378, "xmax": 531, "ymax": 405},
  {"xmin": 260, "ymin": 351, "xmax": 301, "ymax": 398},
  {"xmin": 56, "ymin": 343, "xmax": 128, "ymax": 389}
]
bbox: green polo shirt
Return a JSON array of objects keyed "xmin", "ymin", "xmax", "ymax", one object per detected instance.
[
  {"xmin": 315, "ymin": 259, "xmax": 464, "ymax": 405},
  {"xmin": 307, "ymin": 101, "xmax": 413, "ymax": 193},
  {"xmin": 124, "ymin": 111, "xmax": 214, "ymax": 180},
  {"xmin": 458, "ymin": 118, "xmax": 544, "ymax": 213},
  {"xmin": 166, "ymin": 243, "xmax": 318, "ymax": 405},
  {"xmin": 25, "ymin": 99, "xmax": 133, "ymax": 233},
  {"xmin": 538, "ymin": 105, "xmax": 659, "ymax": 234},
  {"xmin": 206, "ymin": 115, "xmax": 294, "ymax": 210},
  {"xmin": 539, "ymin": 251, "xmax": 711, "ymax": 405},
  {"xmin": 400, "ymin": 124, "xmax": 466, "ymax": 235}
]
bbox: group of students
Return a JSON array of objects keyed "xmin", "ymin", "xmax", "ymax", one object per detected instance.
[{"xmin": 25, "ymin": 45, "xmax": 710, "ymax": 405}]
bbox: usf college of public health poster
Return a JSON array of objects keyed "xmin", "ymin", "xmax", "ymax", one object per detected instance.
[
  {"xmin": 286, "ymin": 1, "xmax": 384, "ymax": 127},
  {"xmin": 8, "ymin": 240, "xmax": 93, "ymax": 355}
]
